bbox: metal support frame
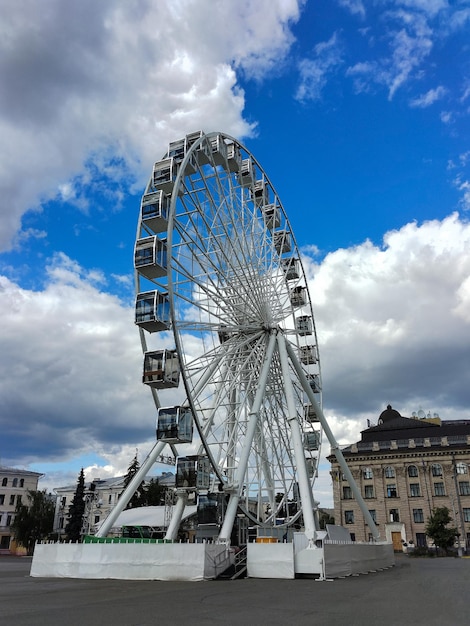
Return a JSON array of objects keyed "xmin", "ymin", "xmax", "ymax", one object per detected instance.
[{"xmin": 285, "ymin": 339, "xmax": 380, "ymax": 541}]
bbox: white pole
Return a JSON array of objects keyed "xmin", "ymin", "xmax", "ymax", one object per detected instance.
[
  {"xmin": 218, "ymin": 331, "xmax": 278, "ymax": 544},
  {"xmin": 284, "ymin": 340, "xmax": 380, "ymax": 541},
  {"xmin": 95, "ymin": 440, "xmax": 167, "ymax": 537},
  {"xmin": 277, "ymin": 333, "xmax": 317, "ymax": 543},
  {"xmin": 165, "ymin": 491, "xmax": 188, "ymax": 540}
]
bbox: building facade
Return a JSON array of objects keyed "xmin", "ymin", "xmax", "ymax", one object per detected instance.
[
  {"xmin": 0, "ymin": 467, "xmax": 43, "ymax": 551},
  {"xmin": 328, "ymin": 406, "xmax": 470, "ymax": 552},
  {"xmin": 53, "ymin": 472, "xmax": 175, "ymax": 538}
]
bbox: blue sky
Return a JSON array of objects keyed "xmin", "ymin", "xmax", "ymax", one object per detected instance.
[{"xmin": 0, "ymin": 0, "xmax": 469, "ymax": 506}]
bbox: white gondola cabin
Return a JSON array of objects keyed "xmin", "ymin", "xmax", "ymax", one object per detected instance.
[
  {"xmin": 143, "ymin": 349, "xmax": 180, "ymax": 388},
  {"xmin": 175, "ymin": 456, "xmax": 211, "ymax": 489},
  {"xmin": 140, "ymin": 190, "xmax": 170, "ymax": 234},
  {"xmin": 262, "ymin": 204, "xmax": 280, "ymax": 231},
  {"xmin": 290, "ymin": 285, "xmax": 306, "ymax": 307},
  {"xmin": 152, "ymin": 157, "xmax": 180, "ymax": 194},
  {"xmin": 134, "ymin": 237, "xmax": 167, "ymax": 279},
  {"xmin": 303, "ymin": 431, "xmax": 320, "ymax": 451},
  {"xmin": 135, "ymin": 291, "xmax": 170, "ymax": 332},
  {"xmin": 299, "ymin": 345, "xmax": 318, "ymax": 365},
  {"xmin": 251, "ymin": 179, "xmax": 269, "ymax": 207},
  {"xmin": 210, "ymin": 134, "xmax": 227, "ymax": 166},
  {"xmin": 296, "ymin": 315, "xmax": 313, "ymax": 336},
  {"xmin": 307, "ymin": 373, "xmax": 321, "ymax": 392},
  {"xmin": 238, "ymin": 158, "xmax": 254, "ymax": 187},
  {"xmin": 304, "ymin": 403, "xmax": 319, "ymax": 422},
  {"xmin": 306, "ymin": 457, "xmax": 317, "ymax": 478},
  {"xmin": 281, "ymin": 257, "xmax": 299, "ymax": 280},
  {"xmin": 156, "ymin": 406, "xmax": 193, "ymax": 443},
  {"xmin": 225, "ymin": 142, "xmax": 241, "ymax": 173},
  {"xmin": 186, "ymin": 130, "xmax": 210, "ymax": 165},
  {"xmin": 273, "ymin": 230, "xmax": 292, "ymax": 254}
]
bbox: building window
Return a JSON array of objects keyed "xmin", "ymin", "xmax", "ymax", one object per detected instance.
[
  {"xmin": 390, "ymin": 509, "xmax": 400, "ymax": 522},
  {"xmin": 463, "ymin": 508, "xmax": 470, "ymax": 523},
  {"xmin": 9, "ymin": 494, "xmax": 15, "ymax": 506},
  {"xmin": 364, "ymin": 485, "xmax": 374, "ymax": 499},
  {"xmin": 459, "ymin": 481, "xmax": 470, "ymax": 496},
  {"xmin": 94, "ymin": 515, "xmax": 100, "ymax": 524},
  {"xmin": 59, "ymin": 517, "xmax": 64, "ymax": 529},
  {"xmin": 12, "ymin": 478, "xmax": 18, "ymax": 487},
  {"xmin": 416, "ymin": 532, "xmax": 426, "ymax": 546},
  {"xmin": 431, "ymin": 464, "xmax": 443, "ymax": 477},
  {"xmin": 345, "ymin": 510, "xmax": 354, "ymax": 524},
  {"xmin": 456, "ymin": 463, "xmax": 468, "ymax": 475},
  {"xmin": 16, "ymin": 495, "xmax": 22, "ymax": 505},
  {"xmin": 434, "ymin": 482, "xmax": 445, "ymax": 496},
  {"xmin": 407, "ymin": 465, "xmax": 418, "ymax": 478},
  {"xmin": 60, "ymin": 497, "xmax": 66, "ymax": 508},
  {"xmin": 386, "ymin": 484, "xmax": 397, "ymax": 498},
  {"xmin": 410, "ymin": 483, "xmax": 421, "ymax": 497},
  {"xmin": 0, "ymin": 494, "xmax": 4, "ymax": 505},
  {"xmin": 19, "ymin": 479, "xmax": 24, "ymax": 488},
  {"xmin": 1, "ymin": 478, "xmax": 7, "ymax": 487},
  {"xmin": 6, "ymin": 514, "xmax": 12, "ymax": 526},
  {"xmin": 369, "ymin": 510, "xmax": 377, "ymax": 523},
  {"xmin": 342, "ymin": 486, "xmax": 353, "ymax": 500},
  {"xmin": 108, "ymin": 494, "xmax": 113, "ymax": 504},
  {"xmin": 363, "ymin": 467, "xmax": 373, "ymax": 480},
  {"xmin": 413, "ymin": 509, "xmax": 424, "ymax": 523},
  {"xmin": 384, "ymin": 466, "xmax": 395, "ymax": 479},
  {"xmin": 350, "ymin": 533, "xmax": 356, "ymax": 542}
]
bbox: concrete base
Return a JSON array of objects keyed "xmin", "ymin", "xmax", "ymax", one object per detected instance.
[{"xmin": 30, "ymin": 542, "xmax": 232, "ymax": 581}]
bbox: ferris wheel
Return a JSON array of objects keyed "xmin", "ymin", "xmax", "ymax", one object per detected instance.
[{"xmin": 104, "ymin": 132, "xmax": 324, "ymax": 543}]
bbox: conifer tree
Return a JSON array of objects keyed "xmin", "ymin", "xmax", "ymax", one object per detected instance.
[
  {"xmin": 122, "ymin": 453, "xmax": 145, "ymax": 509},
  {"xmin": 65, "ymin": 468, "xmax": 86, "ymax": 541}
]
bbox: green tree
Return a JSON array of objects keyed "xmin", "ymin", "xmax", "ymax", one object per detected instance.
[
  {"xmin": 11, "ymin": 490, "xmax": 55, "ymax": 555},
  {"xmin": 425, "ymin": 506, "xmax": 458, "ymax": 554},
  {"xmin": 122, "ymin": 453, "xmax": 145, "ymax": 509},
  {"xmin": 143, "ymin": 478, "xmax": 166, "ymax": 506},
  {"xmin": 65, "ymin": 468, "xmax": 86, "ymax": 541}
]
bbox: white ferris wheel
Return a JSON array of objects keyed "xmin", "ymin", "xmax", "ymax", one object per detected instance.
[{"xmin": 98, "ymin": 131, "xmax": 326, "ymax": 543}]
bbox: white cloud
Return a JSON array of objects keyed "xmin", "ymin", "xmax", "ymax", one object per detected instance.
[
  {"xmin": 0, "ymin": 0, "xmax": 303, "ymax": 251},
  {"xmin": 3, "ymin": 213, "xmax": 470, "ymax": 508},
  {"xmin": 296, "ymin": 32, "xmax": 344, "ymax": 102},
  {"xmin": 337, "ymin": 0, "xmax": 366, "ymax": 18},
  {"xmin": 304, "ymin": 212, "xmax": 470, "ymax": 420},
  {"xmin": 409, "ymin": 85, "xmax": 447, "ymax": 108}
]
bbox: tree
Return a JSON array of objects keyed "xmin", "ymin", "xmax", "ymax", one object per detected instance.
[
  {"xmin": 425, "ymin": 506, "xmax": 458, "ymax": 554},
  {"xmin": 122, "ymin": 453, "xmax": 146, "ymax": 509},
  {"xmin": 65, "ymin": 468, "xmax": 86, "ymax": 541},
  {"xmin": 143, "ymin": 478, "xmax": 166, "ymax": 506},
  {"xmin": 11, "ymin": 490, "xmax": 55, "ymax": 555}
]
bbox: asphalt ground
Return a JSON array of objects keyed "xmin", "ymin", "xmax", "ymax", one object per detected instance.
[{"xmin": 1, "ymin": 554, "xmax": 469, "ymax": 626}]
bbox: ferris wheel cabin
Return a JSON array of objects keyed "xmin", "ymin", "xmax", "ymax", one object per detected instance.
[
  {"xmin": 135, "ymin": 291, "xmax": 170, "ymax": 332},
  {"xmin": 134, "ymin": 236, "xmax": 167, "ymax": 279},
  {"xmin": 156, "ymin": 406, "xmax": 193, "ymax": 443},
  {"xmin": 175, "ymin": 456, "xmax": 211, "ymax": 490},
  {"xmin": 142, "ymin": 349, "xmax": 180, "ymax": 388},
  {"xmin": 140, "ymin": 190, "xmax": 170, "ymax": 234},
  {"xmin": 281, "ymin": 257, "xmax": 300, "ymax": 280}
]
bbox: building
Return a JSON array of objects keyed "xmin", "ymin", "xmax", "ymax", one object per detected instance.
[
  {"xmin": 53, "ymin": 472, "xmax": 175, "ymax": 538},
  {"xmin": 0, "ymin": 467, "xmax": 44, "ymax": 552},
  {"xmin": 328, "ymin": 405, "xmax": 470, "ymax": 552}
]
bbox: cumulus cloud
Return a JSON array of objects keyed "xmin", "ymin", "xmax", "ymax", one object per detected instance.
[
  {"xmin": 3, "ymin": 213, "xmax": 470, "ymax": 507},
  {"xmin": 296, "ymin": 32, "xmax": 344, "ymax": 102},
  {"xmin": 306, "ymin": 213, "xmax": 470, "ymax": 430},
  {"xmin": 0, "ymin": 253, "xmax": 182, "ymax": 467},
  {"xmin": 0, "ymin": 0, "xmax": 303, "ymax": 251}
]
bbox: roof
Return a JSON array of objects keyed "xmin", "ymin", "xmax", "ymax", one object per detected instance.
[
  {"xmin": 96, "ymin": 505, "xmax": 198, "ymax": 530},
  {"xmin": 0, "ymin": 466, "xmax": 44, "ymax": 477}
]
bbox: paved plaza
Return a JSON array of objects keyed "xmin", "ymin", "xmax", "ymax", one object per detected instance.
[{"xmin": 1, "ymin": 554, "xmax": 468, "ymax": 626}]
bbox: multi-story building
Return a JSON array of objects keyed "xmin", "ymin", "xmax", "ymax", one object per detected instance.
[
  {"xmin": 328, "ymin": 405, "xmax": 470, "ymax": 552},
  {"xmin": 0, "ymin": 467, "xmax": 43, "ymax": 552},
  {"xmin": 53, "ymin": 471, "xmax": 175, "ymax": 537}
]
